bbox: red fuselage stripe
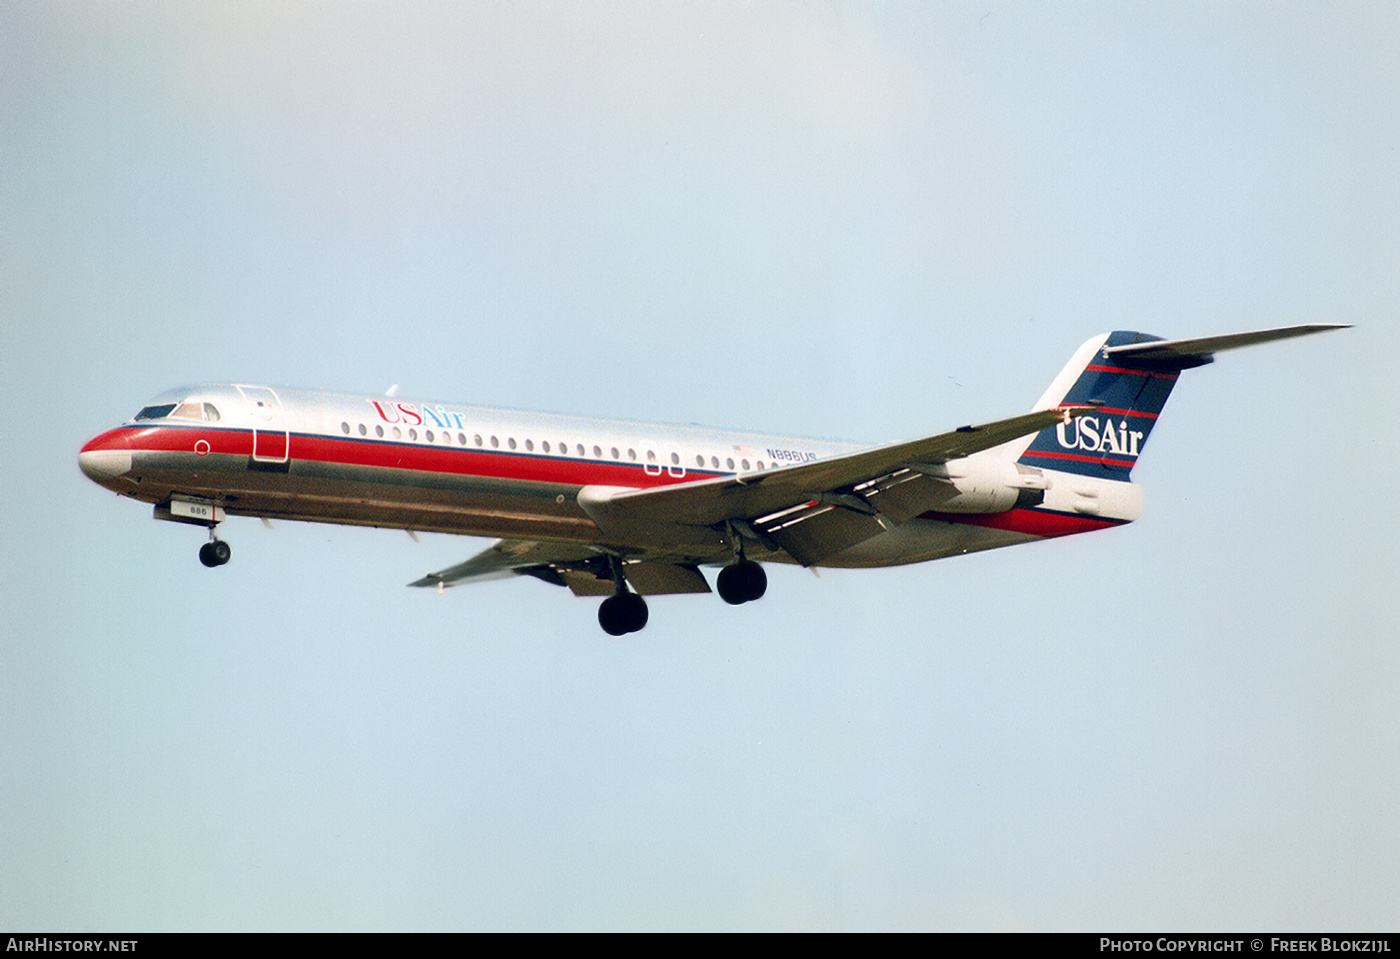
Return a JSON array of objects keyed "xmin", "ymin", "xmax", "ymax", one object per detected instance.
[
  {"xmin": 87, "ymin": 425, "xmax": 1127, "ymax": 541},
  {"xmin": 84, "ymin": 425, "xmax": 715, "ymax": 490},
  {"xmin": 1018, "ymin": 447, "xmax": 1136, "ymax": 468}
]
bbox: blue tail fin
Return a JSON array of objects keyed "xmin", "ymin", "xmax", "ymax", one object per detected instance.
[
  {"xmin": 1016, "ymin": 325, "xmax": 1347, "ymax": 480},
  {"xmin": 1017, "ymin": 331, "xmax": 1200, "ymax": 479}
]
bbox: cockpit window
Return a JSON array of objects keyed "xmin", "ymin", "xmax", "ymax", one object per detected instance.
[
  {"xmin": 134, "ymin": 403, "xmax": 176, "ymax": 421},
  {"xmin": 134, "ymin": 400, "xmax": 220, "ymax": 422}
]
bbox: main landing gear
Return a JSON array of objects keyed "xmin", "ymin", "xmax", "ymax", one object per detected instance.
[
  {"xmin": 716, "ymin": 559, "xmax": 767, "ymax": 605},
  {"xmin": 597, "ymin": 556, "xmax": 649, "ymax": 636},
  {"xmin": 598, "ymin": 591, "xmax": 649, "ymax": 636},
  {"xmin": 716, "ymin": 527, "xmax": 768, "ymax": 606},
  {"xmin": 595, "ymin": 557, "xmax": 768, "ymax": 635}
]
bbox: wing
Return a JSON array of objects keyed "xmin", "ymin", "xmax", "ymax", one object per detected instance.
[
  {"xmin": 410, "ymin": 538, "xmax": 712, "ymax": 596},
  {"xmin": 412, "ymin": 406, "xmax": 1085, "ymax": 590},
  {"xmin": 582, "ymin": 407, "xmax": 1081, "ymax": 531},
  {"xmin": 409, "ymin": 539, "xmax": 601, "ymax": 588}
]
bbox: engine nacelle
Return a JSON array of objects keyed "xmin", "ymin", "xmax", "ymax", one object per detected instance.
[{"xmin": 913, "ymin": 458, "xmax": 1048, "ymax": 514}]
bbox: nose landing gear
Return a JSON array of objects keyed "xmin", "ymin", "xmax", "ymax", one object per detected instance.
[
  {"xmin": 198, "ymin": 533, "xmax": 231, "ymax": 568},
  {"xmin": 153, "ymin": 496, "xmax": 232, "ymax": 568}
]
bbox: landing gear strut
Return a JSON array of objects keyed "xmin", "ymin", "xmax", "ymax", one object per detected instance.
[{"xmin": 198, "ymin": 532, "xmax": 231, "ymax": 568}]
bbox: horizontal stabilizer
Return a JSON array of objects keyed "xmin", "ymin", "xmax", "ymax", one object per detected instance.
[
  {"xmin": 1019, "ymin": 324, "xmax": 1350, "ymax": 479},
  {"xmin": 1104, "ymin": 324, "xmax": 1349, "ymax": 364}
]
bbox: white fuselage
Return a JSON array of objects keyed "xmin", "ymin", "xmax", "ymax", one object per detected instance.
[{"xmin": 79, "ymin": 384, "xmax": 1139, "ymax": 570}]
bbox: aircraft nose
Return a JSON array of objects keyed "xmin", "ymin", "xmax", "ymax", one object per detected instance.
[{"xmin": 79, "ymin": 431, "xmax": 133, "ymax": 483}]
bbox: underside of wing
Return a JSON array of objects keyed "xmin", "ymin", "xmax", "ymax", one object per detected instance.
[
  {"xmin": 408, "ymin": 539, "xmax": 597, "ymax": 587},
  {"xmin": 410, "ymin": 538, "xmax": 712, "ymax": 596}
]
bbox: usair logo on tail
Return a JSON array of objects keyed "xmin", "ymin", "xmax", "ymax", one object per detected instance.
[{"xmin": 1056, "ymin": 416, "xmax": 1145, "ymax": 457}]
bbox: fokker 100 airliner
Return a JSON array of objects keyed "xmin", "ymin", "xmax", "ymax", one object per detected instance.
[{"xmin": 80, "ymin": 325, "xmax": 1344, "ymax": 634}]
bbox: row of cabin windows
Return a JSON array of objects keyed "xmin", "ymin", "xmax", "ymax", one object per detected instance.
[{"xmin": 338, "ymin": 420, "xmax": 768, "ymax": 471}]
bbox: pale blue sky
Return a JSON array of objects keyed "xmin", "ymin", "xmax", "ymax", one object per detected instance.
[{"xmin": 3, "ymin": 1, "xmax": 1397, "ymax": 931}]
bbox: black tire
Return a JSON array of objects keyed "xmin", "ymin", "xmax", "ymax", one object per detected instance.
[
  {"xmin": 620, "ymin": 592, "xmax": 648, "ymax": 633},
  {"xmin": 198, "ymin": 542, "xmax": 219, "ymax": 568},
  {"xmin": 716, "ymin": 564, "xmax": 744, "ymax": 604},
  {"xmin": 717, "ymin": 560, "xmax": 765, "ymax": 604},
  {"xmin": 598, "ymin": 597, "xmax": 629, "ymax": 635},
  {"xmin": 598, "ymin": 593, "xmax": 648, "ymax": 635},
  {"xmin": 210, "ymin": 540, "xmax": 231, "ymax": 566},
  {"xmin": 737, "ymin": 560, "xmax": 766, "ymax": 602}
]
